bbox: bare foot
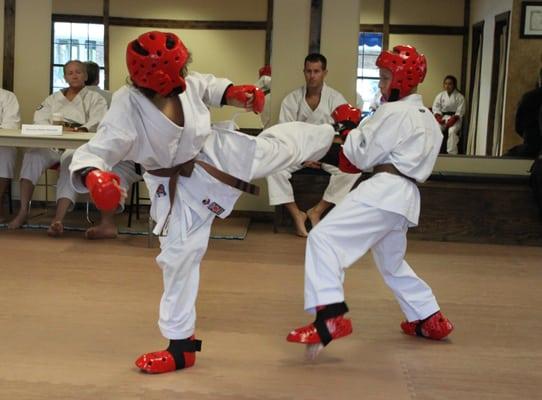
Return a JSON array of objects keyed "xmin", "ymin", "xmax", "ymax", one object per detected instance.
[
  {"xmin": 85, "ymin": 224, "xmax": 118, "ymax": 240},
  {"xmin": 8, "ymin": 212, "xmax": 27, "ymax": 229},
  {"xmin": 47, "ymin": 221, "xmax": 64, "ymax": 237},
  {"xmin": 305, "ymin": 343, "xmax": 324, "ymax": 361},
  {"xmin": 292, "ymin": 211, "xmax": 308, "ymax": 237},
  {"xmin": 306, "ymin": 207, "xmax": 321, "ymax": 228}
]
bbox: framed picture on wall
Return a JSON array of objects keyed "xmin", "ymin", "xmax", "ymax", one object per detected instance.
[{"xmin": 520, "ymin": 2, "xmax": 542, "ymax": 38}]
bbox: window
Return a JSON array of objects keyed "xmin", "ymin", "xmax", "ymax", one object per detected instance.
[
  {"xmin": 356, "ymin": 32, "xmax": 383, "ymax": 113},
  {"xmin": 52, "ymin": 22, "xmax": 105, "ymax": 93}
]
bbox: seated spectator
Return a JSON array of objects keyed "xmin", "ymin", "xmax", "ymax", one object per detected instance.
[
  {"xmin": 8, "ymin": 60, "xmax": 108, "ymax": 230},
  {"xmin": 266, "ymin": 53, "xmax": 361, "ymax": 236},
  {"xmin": 0, "ymin": 88, "xmax": 21, "ymax": 223},
  {"xmin": 432, "ymin": 75, "xmax": 465, "ymax": 154}
]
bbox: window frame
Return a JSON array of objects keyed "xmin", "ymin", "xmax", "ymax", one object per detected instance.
[{"xmin": 356, "ymin": 31, "xmax": 383, "ymax": 112}]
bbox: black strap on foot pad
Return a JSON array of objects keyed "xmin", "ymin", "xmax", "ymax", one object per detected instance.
[
  {"xmin": 313, "ymin": 302, "xmax": 349, "ymax": 347},
  {"xmin": 167, "ymin": 338, "xmax": 202, "ymax": 369},
  {"xmin": 414, "ymin": 311, "xmax": 438, "ymax": 337}
]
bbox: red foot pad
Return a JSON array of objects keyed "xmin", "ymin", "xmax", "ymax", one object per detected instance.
[
  {"xmin": 287, "ymin": 315, "xmax": 352, "ymax": 345},
  {"xmin": 135, "ymin": 350, "xmax": 178, "ymax": 374},
  {"xmin": 401, "ymin": 311, "xmax": 454, "ymax": 340}
]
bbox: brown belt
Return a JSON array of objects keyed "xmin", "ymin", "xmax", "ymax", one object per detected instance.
[
  {"xmin": 373, "ymin": 163, "xmax": 416, "ymax": 183},
  {"xmin": 148, "ymin": 159, "xmax": 259, "ymax": 234}
]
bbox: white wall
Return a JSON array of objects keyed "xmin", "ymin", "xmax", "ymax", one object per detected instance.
[{"xmin": 469, "ymin": 0, "xmax": 514, "ymax": 155}]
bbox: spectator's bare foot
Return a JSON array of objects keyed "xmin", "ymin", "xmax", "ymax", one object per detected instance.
[
  {"xmin": 85, "ymin": 223, "xmax": 118, "ymax": 240},
  {"xmin": 47, "ymin": 221, "xmax": 64, "ymax": 237},
  {"xmin": 8, "ymin": 212, "xmax": 27, "ymax": 229},
  {"xmin": 306, "ymin": 207, "xmax": 321, "ymax": 228},
  {"xmin": 292, "ymin": 211, "xmax": 308, "ymax": 237}
]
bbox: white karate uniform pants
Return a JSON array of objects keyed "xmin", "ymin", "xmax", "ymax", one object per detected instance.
[
  {"xmin": 156, "ymin": 126, "xmax": 335, "ymax": 339},
  {"xmin": 267, "ymin": 162, "xmax": 360, "ymax": 205},
  {"xmin": 56, "ymin": 150, "xmax": 141, "ymax": 209},
  {"xmin": 0, "ymin": 147, "xmax": 17, "ymax": 179},
  {"xmin": 19, "ymin": 148, "xmax": 61, "ymax": 185},
  {"xmin": 442, "ymin": 116, "xmax": 462, "ymax": 155},
  {"xmin": 304, "ymin": 191, "xmax": 440, "ymax": 322}
]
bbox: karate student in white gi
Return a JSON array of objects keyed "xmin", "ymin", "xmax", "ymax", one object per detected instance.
[
  {"xmin": 8, "ymin": 60, "xmax": 108, "ymax": 230},
  {"xmin": 46, "ymin": 60, "xmax": 140, "ymax": 239},
  {"xmin": 287, "ymin": 45, "xmax": 454, "ymax": 360},
  {"xmin": 432, "ymin": 75, "xmax": 465, "ymax": 155},
  {"xmin": 0, "ymin": 88, "xmax": 21, "ymax": 222},
  {"xmin": 267, "ymin": 53, "xmax": 361, "ymax": 237},
  {"xmin": 69, "ymin": 31, "xmax": 338, "ymax": 374}
]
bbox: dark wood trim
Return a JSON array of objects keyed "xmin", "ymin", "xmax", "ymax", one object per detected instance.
[
  {"xmin": 486, "ymin": 11, "xmax": 510, "ymax": 155},
  {"xmin": 103, "ymin": 0, "xmax": 110, "ymax": 90},
  {"xmin": 2, "ymin": 0, "xmax": 16, "ymax": 91},
  {"xmin": 52, "ymin": 14, "xmax": 267, "ymax": 30},
  {"xmin": 109, "ymin": 17, "xmax": 266, "ymax": 30},
  {"xmin": 265, "ymin": 0, "xmax": 273, "ymax": 65},
  {"xmin": 308, "ymin": 0, "xmax": 322, "ymax": 53},
  {"xmin": 464, "ymin": 20, "xmax": 484, "ymax": 155},
  {"xmin": 383, "ymin": 0, "xmax": 390, "ymax": 50},
  {"xmin": 360, "ymin": 23, "xmax": 465, "ymax": 36},
  {"xmin": 460, "ymin": 0, "xmax": 470, "ymax": 93},
  {"xmin": 53, "ymin": 14, "xmax": 104, "ymax": 24}
]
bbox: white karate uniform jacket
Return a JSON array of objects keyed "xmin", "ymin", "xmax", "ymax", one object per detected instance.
[{"xmin": 0, "ymin": 88, "xmax": 21, "ymax": 179}]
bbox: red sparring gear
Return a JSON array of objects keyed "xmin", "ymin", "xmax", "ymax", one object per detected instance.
[
  {"xmin": 400, "ymin": 311, "xmax": 454, "ymax": 340},
  {"xmin": 135, "ymin": 336, "xmax": 200, "ymax": 374},
  {"xmin": 287, "ymin": 315, "xmax": 352, "ymax": 344},
  {"xmin": 85, "ymin": 170, "xmax": 121, "ymax": 212},
  {"xmin": 376, "ymin": 45, "xmax": 427, "ymax": 100},
  {"xmin": 331, "ymin": 104, "xmax": 363, "ymax": 174},
  {"xmin": 445, "ymin": 115, "xmax": 459, "ymax": 128},
  {"xmin": 338, "ymin": 151, "xmax": 361, "ymax": 174},
  {"xmin": 434, "ymin": 113, "xmax": 444, "ymax": 124},
  {"xmin": 224, "ymin": 85, "xmax": 265, "ymax": 113},
  {"xmin": 259, "ymin": 64, "xmax": 271, "ymax": 77},
  {"xmin": 126, "ymin": 31, "xmax": 190, "ymax": 96}
]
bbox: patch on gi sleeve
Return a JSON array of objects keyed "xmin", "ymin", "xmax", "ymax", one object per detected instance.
[
  {"xmin": 155, "ymin": 184, "xmax": 167, "ymax": 198},
  {"xmin": 207, "ymin": 201, "xmax": 225, "ymax": 216}
]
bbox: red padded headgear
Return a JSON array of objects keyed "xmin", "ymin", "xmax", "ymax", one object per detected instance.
[
  {"xmin": 376, "ymin": 44, "xmax": 427, "ymax": 100},
  {"xmin": 126, "ymin": 31, "xmax": 189, "ymax": 96},
  {"xmin": 331, "ymin": 104, "xmax": 362, "ymax": 127},
  {"xmin": 259, "ymin": 64, "xmax": 271, "ymax": 77}
]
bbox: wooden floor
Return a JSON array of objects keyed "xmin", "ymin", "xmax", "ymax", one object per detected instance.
[{"xmin": 0, "ymin": 222, "xmax": 541, "ymax": 400}]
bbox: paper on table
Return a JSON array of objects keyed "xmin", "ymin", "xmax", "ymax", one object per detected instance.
[{"xmin": 21, "ymin": 124, "xmax": 63, "ymax": 136}]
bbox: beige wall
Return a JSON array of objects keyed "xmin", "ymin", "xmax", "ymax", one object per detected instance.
[
  {"xmin": 321, "ymin": 0, "xmax": 360, "ymax": 105},
  {"xmin": 502, "ymin": 0, "xmax": 542, "ymax": 153},
  {"xmin": 389, "ymin": 34, "xmax": 463, "ymax": 108},
  {"xmin": 391, "ymin": 0, "xmax": 464, "ymax": 26},
  {"xmin": 14, "ymin": 0, "xmax": 52, "ymax": 124},
  {"xmin": 359, "ymin": 0, "xmax": 384, "ymax": 24},
  {"xmin": 53, "ymin": 0, "xmax": 102, "ymax": 15},
  {"xmin": 109, "ymin": 0, "xmax": 266, "ymax": 20}
]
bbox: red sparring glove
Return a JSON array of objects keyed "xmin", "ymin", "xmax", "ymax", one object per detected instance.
[
  {"xmin": 338, "ymin": 146, "xmax": 361, "ymax": 174},
  {"xmin": 445, "ymin": 115, "xmax": 459, "ymax": 128},
  {"xmin": 85, "ymin": 169, "xmax": 122, "ymax": 212},
  {"xmin": 224, "ymin": 85, "xmax": 265, "ymax": 114},
  {"xmin": 434, "ymin": 113, "xmax": 444, "ymax": 125},
  {"xmin": 331, "ymin": 104, "xmax": 363, "ymax": 174}
]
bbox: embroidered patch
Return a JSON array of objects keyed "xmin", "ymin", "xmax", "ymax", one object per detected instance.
[
  {"xmin": 155, "ymin": 184, "xmax": 167, "ymax": 198},
  {"xmin": 207, "ymin": 202, "xmax": 225, "ymax": 216}
]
